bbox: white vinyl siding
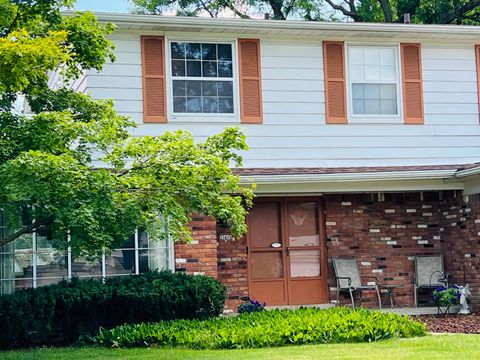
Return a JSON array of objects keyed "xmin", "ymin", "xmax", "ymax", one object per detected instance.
[{"xmin": 86, "ymin": 34, "xmax": 480, "ymax": 168}]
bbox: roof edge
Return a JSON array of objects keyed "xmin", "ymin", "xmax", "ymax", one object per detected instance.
[{"xmin": 65, "ymin": 11, "xmax": 480, "ymax": 37}]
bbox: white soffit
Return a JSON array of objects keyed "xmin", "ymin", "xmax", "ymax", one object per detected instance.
[{"xmin": 85, "ymin": 12, "xmax": 480, "ymax": 41}]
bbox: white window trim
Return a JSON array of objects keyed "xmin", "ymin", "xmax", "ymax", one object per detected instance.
[
  {"xmin": 165, "ymin": 37, "xmax": 241, "ymax": 123},
  {"xmin": 345, "ymin": 42, "xmax": 404, "ymax": 124}
]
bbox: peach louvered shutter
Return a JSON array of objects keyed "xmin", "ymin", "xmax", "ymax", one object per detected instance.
[
  {"xmin": 238, "ymin": 39, "xmax": 263, "ymax": 124},
  {"xmin": 323, "ymin": 41, "xmax": 347, "ymax": 124},
  {"xmin": 476, "ymin": 45, "xmax": 480, "ymax": 122},
  {"xmin": 401, "ymin": 43, "xmax": 424, "ymax": 124},
  {"xmin": 141, "ymin": 36, "xmax": 167, "ymax": 123}
]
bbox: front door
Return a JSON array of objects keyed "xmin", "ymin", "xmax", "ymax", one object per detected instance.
[{"xmin": 247, "ymin": 198, "xmax": 328, "ymax": 305}]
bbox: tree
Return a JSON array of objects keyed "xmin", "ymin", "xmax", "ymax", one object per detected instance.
[
  {"xmin": 130, "ymin": 0, "xmax": 480, "ymax": 24},
  {"xmin": 0, "ymin": 0, "xmax": 254, "ymax": 258}
]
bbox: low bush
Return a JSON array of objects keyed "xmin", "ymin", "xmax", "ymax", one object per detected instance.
[
  {"xmin": 0, "ymin": 271, "xmax": 226, "ymax": 349},
  {"xmin": 95, "ymin": 307, "xmax": 426, "ymax": 349}
]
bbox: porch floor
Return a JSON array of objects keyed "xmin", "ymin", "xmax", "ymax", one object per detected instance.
[{"xmin": 266, "ymin": 304, "xmax": 460, "ymax": 316}]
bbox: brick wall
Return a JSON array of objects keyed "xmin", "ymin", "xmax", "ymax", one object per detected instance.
[
  {"xmin": 177, "ymin": 192, "xmax": 480, "ymax": 312},
  {"xmin": 441, "ymin": 194, "xmax": 480, "ymax": 311},
  {"xmin": 217, "ymin": 223, "xmax": 248, "ymax": 313},
  {"xmin": 174, "ymin": 215, "xmax": 218, "ymax": 278},
  {"xmin": 324, "ymin": 192, "xmax": 446, "ymax": 308}
]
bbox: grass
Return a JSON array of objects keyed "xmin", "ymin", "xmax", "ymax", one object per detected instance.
[{"xmin": 2, "ymin": 334, "xmax": 480, "ymax": 360}]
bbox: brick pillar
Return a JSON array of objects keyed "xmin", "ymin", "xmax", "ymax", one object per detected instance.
[
  {"xmin": 217, "ymin": 223, "xmax": 248, "ymax": 313},
  {"xmin": 174, "ymin": 215, "xmax": 218, "ymax": 278}
]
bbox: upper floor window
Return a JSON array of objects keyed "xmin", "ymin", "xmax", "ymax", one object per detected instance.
[
  {"xmin": 347, "ymin": 45, "xmax": 400, "ymax": 117},
  {"xmin": 170, "ymin": 41, "xmax": 234, "ymax": 114}
]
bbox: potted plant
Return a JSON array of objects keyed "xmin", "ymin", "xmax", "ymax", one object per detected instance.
[{"xmin": 432, "ymin": 285, "xmax": 460, "ymax": 316}]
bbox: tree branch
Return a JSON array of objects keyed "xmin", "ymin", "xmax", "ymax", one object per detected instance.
[
  {"xmin": 0, "ymin": 215, "xmax": 54, "ymax": 248},
  {"xmin": 442, "ymin": 0, "xmax": 480, "ymax": 24},
  {"xmin": 325, "ymin": 0, "xmax": 362, "ymax": 21},
  {"xmin": 378, "ymin": 0, "xmax": 393, "ymax": 22},
  {"xmin": 224, "ymin": 1, "xmax": 251, "ymax": 19},
  {"xmin": 268, "ymin": 0, "xmax": 286, "ymax": 19}
]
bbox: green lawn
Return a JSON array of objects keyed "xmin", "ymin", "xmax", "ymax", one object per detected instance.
[{"xmin": 2, "ymin": 334, "xmax": 480, "ymax": 360}]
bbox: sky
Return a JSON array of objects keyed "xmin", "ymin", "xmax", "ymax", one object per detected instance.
[{"xmin": 74, "ymin": 0, "xmax": 131, "ymax": 13}]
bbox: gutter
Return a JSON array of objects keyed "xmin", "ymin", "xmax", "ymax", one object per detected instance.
[
  {"xmin": 455, "ymin": 165, "xmax": 480, "ymax": 179},
  {"xmin": 240, "ymin": 169, "xmax": 458, "ymax": 185},
  {"xmin": 73, "ymin": 11, "xmax": 480, "ymax": 38}
]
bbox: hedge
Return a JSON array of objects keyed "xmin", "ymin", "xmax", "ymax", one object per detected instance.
[
  {"xmin": 0, "ymin": 271, "xmax": 226, "ymax": 349},
  {"xmin": 95, "ymin": 307, "xmax": 427, "ymax": 349}
]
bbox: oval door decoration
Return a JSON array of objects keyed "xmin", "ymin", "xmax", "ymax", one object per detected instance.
[{"xmin": 271, "ymin": 242, "xmax": 282, "ymax": 248}]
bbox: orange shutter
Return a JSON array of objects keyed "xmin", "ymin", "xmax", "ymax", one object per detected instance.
[
  {"xmin": 401, "ymin": 43, "xmax": 424, "ymax": 124},
  {"xmin": 476, "ymin": 45, "xmax": 480, "ymax": 123},
  {"xmin": 238, "ymin": 39, "xmax": 263, "ymax": 124},
  {"xmin": 323, "ymin": 41, "xmax": 347, "ymax": 124},
  {"xmin": 141, "ymin": 36, "xmax": 167, "ymax": 123}
]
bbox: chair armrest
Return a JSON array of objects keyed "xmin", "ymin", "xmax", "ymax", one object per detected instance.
[{"xmin": 336, "ymin": 276, "xmax": 352, "ymax": 288}]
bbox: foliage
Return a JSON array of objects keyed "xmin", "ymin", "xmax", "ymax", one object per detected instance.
[
  {"xmin": 238, "ymin": 298, "xmax": 266, "ymax": 314},
  {"xmin": 0, "ymin": 271, "xmax": 226, "ymax": 349},
  {"xmin": 0, "ymin": 0, "xmax": 254, "ymax": 257},
  {"xmin": 130, "ymin": 0, "xmax": 480, "ymax": 24},
  {"xmin": 432, "ymin": 286, "xmax": 460, "ymax": 307},
  {"xmin": 95, "ymin": 307, "xmax": 426, "ymax": 349}
]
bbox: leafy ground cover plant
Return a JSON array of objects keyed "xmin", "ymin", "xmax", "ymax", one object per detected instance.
[
  {"xmin": 0, "ymin": 271, "xmax": 226, "ymax": 349},
  {"xmin": 95, "ymin": 307, "xmax": 426, "ymax": 349}
]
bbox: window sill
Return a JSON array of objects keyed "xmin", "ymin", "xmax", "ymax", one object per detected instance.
[
  {"xmin": 168, "ymin": 115, "xmax": 240, "ymax": 124},
  {"xmin": 348, "ymin": 116, "xmax": 402, "ymax": 125}
]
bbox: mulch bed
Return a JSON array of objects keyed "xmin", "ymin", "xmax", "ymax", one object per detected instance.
[{"xmin": 416, "ymin": 313, "xmax": 480, "ymax": 334}]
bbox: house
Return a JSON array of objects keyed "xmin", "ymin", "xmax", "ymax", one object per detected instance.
[{"xmin": 4, "ymin": 13, "xmax": 480, "ymax": 312}]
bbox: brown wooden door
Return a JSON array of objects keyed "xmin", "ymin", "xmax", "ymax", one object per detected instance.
[{"xmin": 247, "ymin": 198, "xmax": 328, "ymax": 306}]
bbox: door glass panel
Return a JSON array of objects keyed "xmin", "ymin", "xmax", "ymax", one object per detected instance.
[
  {"xmin": 287, "ymin": 202, "xmax": 319, "ymax": 247},
  {"xmin": 290, "ymin": 250, "xmax": 320, "ymax": 278},
  {"xmin": 251, "ymin": 252, "xmax": 283, "ymax": 279},
  {"xmin": 249, "ymin": 202, "xmax": 281, "ymax": 249}
]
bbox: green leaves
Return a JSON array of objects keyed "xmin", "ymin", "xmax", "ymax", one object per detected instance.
[
  {"xmin": 95, "ymin": 307, "xmax": 427, "ymax": 349},
  {"xmin": 0, "ymin": 271, "xmax": 226, "ymax": 349}
]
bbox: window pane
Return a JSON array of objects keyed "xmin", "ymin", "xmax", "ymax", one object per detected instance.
[
  {"xmin": 186, "ymin": 80, "xmax": 201, "ymax": 96},
  {"xmin": 202, "ymin": 61, "xmax": 217, "ymax": 77},
  {"xmin": 364, "ymin": 65, "xmax": 380, "ymax": 81},
  {"xmin": 217, "ymin": 81, "xmax": 233, "ymax": 96},
  {"xmin": 365, "ymin": 99, "xmax": 381, "ymax": 114},
  {"xmin": 202, "ymin": 81, "xmax": 217, "ymax": 96},
  {"xmin": 186, "ymin": 43, "xmax": 201, "ymax": 59},
  {"xmin": 186, "ymin": 61, "xmax": 201, "ymax": 77},
  {"xmin": 173, "ymin": 80, "xmax": 186, "ymax": 96},
  {"xmin": 379, "ymin": 47, "xmax": 395, "ymax": 65},
  {"xmin": 203, "ymin": 97, "xmax": 218, "ymax": 113},
  {"xmin": 186, "ymin": 97, "xmax": 202, "ymax": 112},
  {"xmin": 139, "ymin": 248, "xmax": 168, "ymax": 273},
  {"xmin": 352, "ymin": 83, "xmax": 397, "ymax": 115},
  {"xmin": 71, "ymin": 257, "xmax": 102, "ymax": 278},
  {"xmin": 380, "ymin": 65, "xmax": 396, "ymax": 81},
  {"xmin": 290, "ymin": 250, "xmax": 321, "ymax": 278},
  {"xmin": 173, "ymin": 97, "xmax": 187, "ymax": 112},
  {"xmin": 105, "ymin": 249, "xmax": 135, "ymax": 276},
  {"xmin": 218, "ymin": 61, "xmax": 233, "ymax": 77},
  {"xmin": 251, "ymin": 252, "xmax": 283, "ymax": 279},
  {"xmin": 381, "ymin": 99, "xmax": 397, "ymax": 114},
  {"xmin": 353, "ymin": 99, "xmax": 365, "ymax": 114},
  {"xmin": 364, "ymin": 48, "xmax": 379, "ymax": 65},
  {"xmin": 219, "ymin": 98, "xmax": 234, "ymax": 113},
  {"xmin": 349, "ymin": 47, "xmax": 364, "ymax": 65},
  {"xmin": 171, "ymin": 42, "xmax": 186, "ymax": 59},
  {"xmin": 172, "ymin": 60, "xmax": 185, "ymax": 77},
  {"xmin": 202, "ymin": 43, "xmax": 217, "ymax": 60},
  {"xmin": 218, "ymin": 44, "xmax": 232, "ymax": 61}
]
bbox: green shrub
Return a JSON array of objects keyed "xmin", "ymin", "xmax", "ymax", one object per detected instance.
[
  {"xmin": 0, "ymin": 271, "xmax": 226, "ymax": 349},
  {"xmin": 95, "ymin": 307, "xmax": 426, "ymax": 349}
]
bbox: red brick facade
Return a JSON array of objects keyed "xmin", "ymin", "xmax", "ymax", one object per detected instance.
[
  {"xmin": 174, "ymin": 215, "xmax": 218, "ymax": 278},
  {"xmin": 177, "ymin": 192, "xmax": 480, "ymax": 312}
]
